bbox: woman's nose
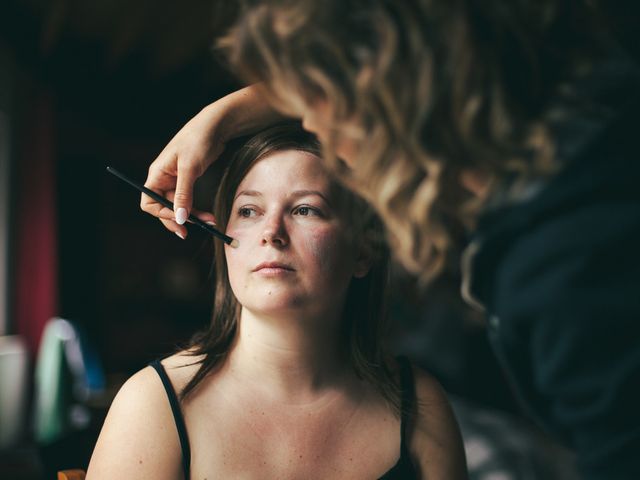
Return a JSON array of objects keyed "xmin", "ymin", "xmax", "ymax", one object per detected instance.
[{"xmin": 261, "ymin": 214, "xmax": 289, "ymax": 247}]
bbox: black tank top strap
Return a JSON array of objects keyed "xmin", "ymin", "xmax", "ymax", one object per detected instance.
[
  {"xmin": 378, "ymin": 356, "xmax": 419, "ymax": 479},
  {"xmin": 148, "ymin": 357, "xmax": 416, "ymax": 480},
  {"xmin": 397, "ymin": 355, "xmax": 415, "ymax": 453},
  {"xmin": 149, "ymin": 359, "xmax": 191, "ymax": 480}
]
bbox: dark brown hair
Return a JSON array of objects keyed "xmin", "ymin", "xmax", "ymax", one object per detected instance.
[
  {"xmin": 180, "ymin": 122, "xmax": 400, "ymax": 412},
  {"xmin": 220, "ymin": 0, "xmax": 609, "ymax": 283}
]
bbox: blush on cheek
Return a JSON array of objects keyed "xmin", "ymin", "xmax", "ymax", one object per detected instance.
[{"xmin": 304, "ymin": 228, "xmax": 344, "ymax": 275}]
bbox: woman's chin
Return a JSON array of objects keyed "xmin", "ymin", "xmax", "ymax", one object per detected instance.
[{"xmin": 241, "ymin": 292, "xmax": 308, "ymax": 316}]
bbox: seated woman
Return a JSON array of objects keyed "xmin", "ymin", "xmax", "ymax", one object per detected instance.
[{"xmin": 86, "ymin": 123, "xmax": 467, "ymax": 479}]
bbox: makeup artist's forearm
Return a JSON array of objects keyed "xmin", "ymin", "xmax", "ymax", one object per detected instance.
[{"xmin": 213, "ymin": 84, "xmax": 290, "ymax": 143}]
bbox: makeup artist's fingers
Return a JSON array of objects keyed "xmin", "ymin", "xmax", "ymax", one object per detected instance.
[
  {"xmin": 141, "ymin": 163, "xmax": 178, "ymax": 220},
  {"xmin": 159, "ymin": 217, "xmax": 188, "ymax": 240},
  {"xmin": 147, "ymin": 203, "xmax": 177, "ymax": 222},
  {"xmin": 189, "ymin": 209, "xmax": 217, "ymax": 225},
  {"xmin": 163, "ymin": 191, "xmax": 217, "ymax": 224},
  {"xmin": 140, "ymin": 189, "xmax": 172, "ymax": 217},
  {"xmin": 172, "ymin": 163, "xmax": 202, "ymax": 225}
]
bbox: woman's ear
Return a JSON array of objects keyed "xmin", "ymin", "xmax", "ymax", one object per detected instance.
[{"xmin": 353, "ymin": 239, "xmax": 374, "ymax": 278}]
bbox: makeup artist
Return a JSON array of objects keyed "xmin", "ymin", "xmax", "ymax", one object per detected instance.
[
  {"xmin": 88, "ymin": 123, "xmax": 467, "ymax": 479},
  {"xmin": 140, "ymin": 1, "xmax": 640, "ymax": 479}
]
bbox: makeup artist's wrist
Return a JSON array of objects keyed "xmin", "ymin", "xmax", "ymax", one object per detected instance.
[{"xmin": 210, "ymin": 84, "xmax": 286, "ymax": 144}]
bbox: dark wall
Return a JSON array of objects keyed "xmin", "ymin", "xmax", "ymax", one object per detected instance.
[{"xmin": 1, "ymin": 0, "xmax": 240, "ymax": 374}]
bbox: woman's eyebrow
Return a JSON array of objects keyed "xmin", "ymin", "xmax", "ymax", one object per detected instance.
[
  {"xmin": 234, "ymin": 190, "xmax": 262, "ymax": 201},
  {"xmin": 289, "ymin": 190, "xmax": 332, "ymax": 206},
  {"xmin": 233, "ymin": 189, "xmax": 333, "ymax": 207}
]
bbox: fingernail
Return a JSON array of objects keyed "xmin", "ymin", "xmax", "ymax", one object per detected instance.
[
  {"xmin": 206, "ymin": 221, "xmax": 217, "ymax": 226},
  {"xmin": 175, "ymin": 208, "xmax": 188, "ymax": 225},
  {"xmin": 175, "ymin": 231, "xmax": 185, "ymax": 240}
]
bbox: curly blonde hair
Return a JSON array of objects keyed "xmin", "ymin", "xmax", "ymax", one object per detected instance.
[{"xmin": 220, "ymin": 0, "xmax": 607, "ymax": 283}]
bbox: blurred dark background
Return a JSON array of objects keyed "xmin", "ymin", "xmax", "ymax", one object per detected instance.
[
  {"xmin": 0, "ymin": 1, "xmax": 637, "ymax": 478},
  {"xmin": 1, "ymin": 1, "xmax": 242, "ymax": 477},
  {"xmin": 1, "ymin": 0, "xmax": 239, "ymax": 366}
]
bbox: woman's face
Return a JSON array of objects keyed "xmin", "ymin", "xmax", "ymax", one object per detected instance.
[{"xmin": 224, "ymin": 149, "xmax": 367, "ymax": 318}]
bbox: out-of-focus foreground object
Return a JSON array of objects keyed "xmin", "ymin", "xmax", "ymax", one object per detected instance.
[
  {"xmin": 0, "ymin": 335, "xmax": 29, "ymax": 449},
  {"xmin": 34, "ymin": 318, "xmax": 105, "ymax": 444},
  {"xmin": 57, "ymin": 469, "xmax": 86, "ymax": 480}
]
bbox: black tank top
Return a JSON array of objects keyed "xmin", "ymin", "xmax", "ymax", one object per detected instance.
[{"xmin": 149, "ymin": 356, "xmax": 419, "ymax": 479}]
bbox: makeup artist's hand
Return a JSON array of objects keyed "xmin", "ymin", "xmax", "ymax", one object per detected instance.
[
  {"xmin": 142, "ymin": 84, "xmax": 286, "ymax": 239},
  {"xmin": 142, "ymin": 105, "xmax": 221, "ymax": 240}
]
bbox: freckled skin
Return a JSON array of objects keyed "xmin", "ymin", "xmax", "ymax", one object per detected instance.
[{"xmin": 224, "ymin": 150, "xmax": 361, "ymax": 318}]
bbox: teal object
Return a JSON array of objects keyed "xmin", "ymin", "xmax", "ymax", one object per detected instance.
[{"xmin": 33, "ymin": 318, "xmax": 104, "ymax": 444}]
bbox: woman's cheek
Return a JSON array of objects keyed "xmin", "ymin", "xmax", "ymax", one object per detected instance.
[
  {"xmin": 224, "ymin": 226, "xmax": 251, "ymax": 281},
  {"xmin": 225, "ymin": 223, "xmax": 252, "ymax": 251},
  {"xmin": 303, "ymin": 227, "xmax": 346, "ymax": 275}
]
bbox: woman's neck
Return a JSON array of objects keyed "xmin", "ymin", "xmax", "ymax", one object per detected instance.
[{"xmin": 224, "ymin": 306, "xmax": 353, "ymax": 405}]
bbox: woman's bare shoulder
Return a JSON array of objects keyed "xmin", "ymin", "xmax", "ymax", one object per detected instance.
[
  {"xmin": 158, "ymin": 350, "xmax": 207, "ymax": 390},
  {"xmin": 86, "ymin": 357, "xmax": 197, "ymax": 479},
  {"xmin": 406, "ymin": 362, "xmax": 468, "ymax": 480}
]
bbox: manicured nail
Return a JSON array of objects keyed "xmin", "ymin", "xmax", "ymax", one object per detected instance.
[
  {"xmin": 175, "ymin": 231, "xmax": 185, "ymax": 240},
  {"xmin": 175, "ymin": 208, "xmax": 188, "ymax": 225}
]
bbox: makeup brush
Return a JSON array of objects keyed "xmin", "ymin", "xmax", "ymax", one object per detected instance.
[{"xmin": 106, "ymin": 166, "xmax": 238, "ymax": 248}]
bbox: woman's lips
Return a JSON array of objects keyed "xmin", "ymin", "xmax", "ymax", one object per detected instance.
[{"xmin": 252, "ymin": 262, "xmax": 295, "ymax": 275}]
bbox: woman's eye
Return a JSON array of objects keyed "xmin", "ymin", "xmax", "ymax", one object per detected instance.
[
  {"xmin": 238, "ymin": 207, "xmax": 256, "ymax": 218},
  {"xmin": 293, "ymin": 206, "xmax": 321, "ymax": 217}
]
